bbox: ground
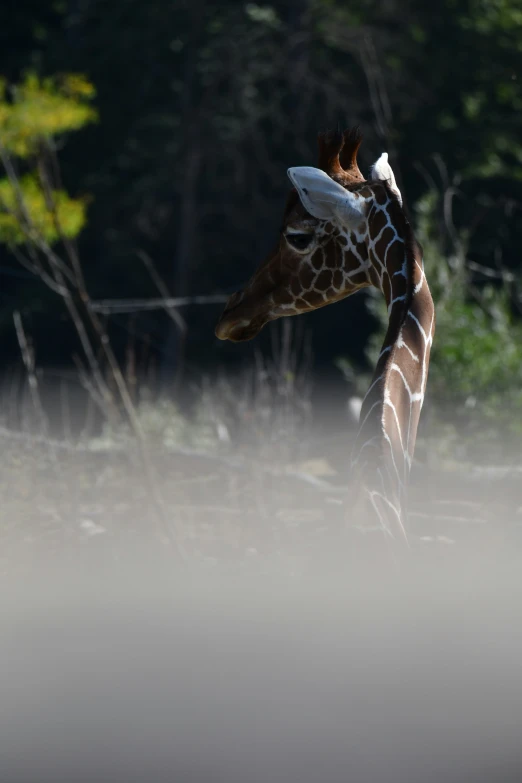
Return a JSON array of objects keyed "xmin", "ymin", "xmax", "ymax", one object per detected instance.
[{"xmin": 2, "ymin": 418, "xmax": 521, "ymax": 581}]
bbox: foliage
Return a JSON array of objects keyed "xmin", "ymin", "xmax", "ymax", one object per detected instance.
[
  {"xmin": 0, "ymin": 72, "xmax": 96, "ymax": 247},
  {"xmin": 0, "ymin": 73, "xmax": 96, "ymax": 158},
  {"xmin": 416, "ymin": 191, "xmax": 522, "ymax": 408},
  {"xmin": 430, "ymin": 286, "xmax": 522, "ymax": 422},
  {"xmin": 0, "ymin": 173, "xmax": 86, "ymax": 244}
]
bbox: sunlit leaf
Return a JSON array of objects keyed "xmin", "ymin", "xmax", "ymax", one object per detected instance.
[
  {"xmin": 0, "ymin": 174, "xmax": 87, "ymax": 245},
  {"xmin": 0, "ymin": 72, "xmax": 97, "ymax": 159}
]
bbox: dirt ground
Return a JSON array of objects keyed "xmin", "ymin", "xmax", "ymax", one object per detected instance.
[
  {"xmin": 2, "ymin": 422, "xmax": 521, "ymax": 581},
  {"xmin": 2, "ymin": 420, "xmax": 522, "ymax": 783}
]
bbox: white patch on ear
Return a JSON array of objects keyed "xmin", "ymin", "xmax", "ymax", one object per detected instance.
[
  {"xmin": 370, "ymin": 152, "xmax": 402, "ymax": 205},
  {"xmin": 287, "ymin": 166, "xmax": 366, "ymax": 227}
]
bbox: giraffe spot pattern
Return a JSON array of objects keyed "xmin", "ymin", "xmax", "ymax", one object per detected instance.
[
  {"xmin": 291, "ymin": 276, "xmax": 302, "ymax": 296},
  {"xmin": 373, "ymin": 185, "xmax": 389, "ymax": 205},
  {"xmin": 350, "ymin": 270, "xmax": 370, "ymax": 287},
  {"xmin": 278, "ymin": 287, "xmax": 295, "ymax": 305},
  {"xmin": 316, "ymin": 269, "xmax": 333, "ymax": 291},
  {"xmin": 370, "ymin": 208, "xmax": 388, "ymax": 239},
  {"xmin": 332, "ymin": 269, "xmax": 343, "ymax": 290},
  {"xmin": 299, "ymin": 265, "xmax": 315, "ymax": 290},
  {"xmin": 311, "ymin": 249, "xmax": 323, "ymax": 271}
]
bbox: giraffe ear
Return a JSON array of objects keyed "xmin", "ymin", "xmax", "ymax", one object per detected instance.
[
  {"xmin": 287, "ymin": 166, "xmax": 366, "ymax": 226},
  {"xmin": 370, "ymin": 153, "xmax": 402, "ymax": 205}
]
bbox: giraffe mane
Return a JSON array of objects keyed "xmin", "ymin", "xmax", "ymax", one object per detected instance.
[
  {"xmin": 364, "ymin": 179, "xmax": 424, "ymax": 296},
  {"xmin": 367, "ymin": 179, "xmax": 420, "ymax": 257}
]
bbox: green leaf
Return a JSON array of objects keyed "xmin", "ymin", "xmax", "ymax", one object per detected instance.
[
  {"xmin": 0, "ymin": 174, "xmax": 87, "ymax": 245},
  {"xmin": 0, "ymin": 72, "xmax": 97, "ymax": 159}
]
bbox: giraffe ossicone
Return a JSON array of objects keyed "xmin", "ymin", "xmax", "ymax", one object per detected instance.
[{"xmin": 215, "ymin": 128, "xmax": 435, "ymax": 543}]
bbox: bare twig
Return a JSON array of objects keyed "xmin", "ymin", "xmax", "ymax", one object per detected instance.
[
  {"xmin": 1, "ymin": 138, "xmax": 187, "ymax": 554},
  {"xmin": 467, "ymin": 259, "xmax": 514, "ymax": 282},
  {"xmin": 1, "ymin": 141, "xmax": 116, "ymax": 414},
  {"xmin": 10, "ymin": 244, "xmax": 68, "ymax": 296},
  {"xmin": 136, "ymin": 249, "xmax": 187, "ymax": 333},
  {"xmin": 13, "ymin": 311, "xmax": 49, "ymax": 437},
  {"xmin": 72, "ymin": 353, "xmax": 110, "ymax": 414},
  {"xmin": 89, "ymin": 294, "xmax": 228, "ymax": 314}
]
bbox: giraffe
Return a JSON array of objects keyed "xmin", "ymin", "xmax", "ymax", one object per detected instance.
[{"xmin": 215, "ymin": 128, "xmax": 435, "ymax": 542}]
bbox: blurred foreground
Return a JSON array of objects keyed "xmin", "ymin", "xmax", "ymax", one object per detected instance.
[
  {"xmin": 1, "ymin": 366, "xmax": 522, "ymax": 576},
  {"xmin": 2, "ymin": 375, "xmax": 522, "ymax": 782},
  {"xmin": 2, "ymin": 550, "xmax": 522, "ymax": 782}
]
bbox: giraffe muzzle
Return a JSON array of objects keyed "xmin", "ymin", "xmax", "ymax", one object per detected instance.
[
  {"xmin": 215, "ymin": 287, "xmax": 274, "ymax": 341},
  {"xmin": 215, "ymin": 315, "xmax": 266, "ymax": 342},
  {"xmin": 215, "ymin": 317, "xmax": 250, "ymax": 341}
]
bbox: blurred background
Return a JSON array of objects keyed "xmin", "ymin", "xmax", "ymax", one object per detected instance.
[{"xmin": 1, "ymin": 0, "xmax": 522, "ymax": 569}]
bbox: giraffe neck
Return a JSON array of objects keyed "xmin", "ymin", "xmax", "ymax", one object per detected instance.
[{"xmin": 351, "ymin": 199, "xmax": 435, "ymax": 538}]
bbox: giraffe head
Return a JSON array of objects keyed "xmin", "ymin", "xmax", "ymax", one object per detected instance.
[{"xmin": 215, "ymin": 128, "xmax": 403, "ymax": 342}]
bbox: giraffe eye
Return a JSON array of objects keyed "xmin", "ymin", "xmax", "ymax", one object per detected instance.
[{"xmin": 286, "ymin": 233, "xmax": 313, "ymax": 252}]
